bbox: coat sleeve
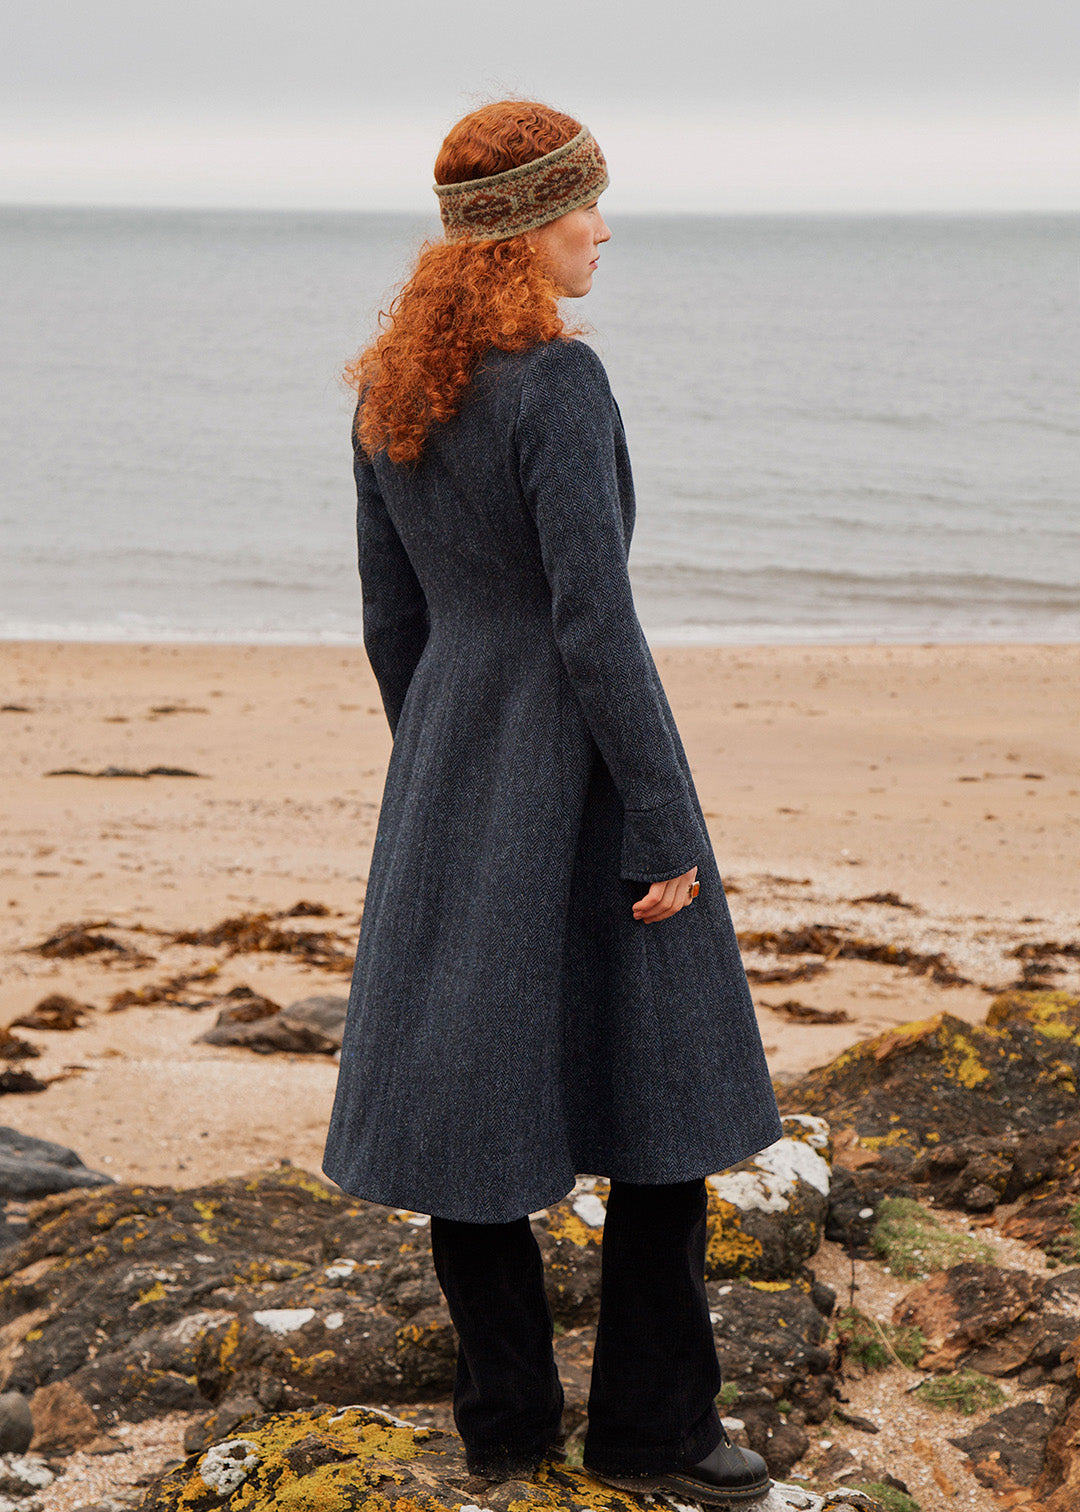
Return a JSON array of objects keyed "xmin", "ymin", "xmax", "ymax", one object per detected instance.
[
  {"xmin": 516, "ymin": 340, "xmax": 703, "ymax": 884},
  {"xmin": 355, "ymin": 438, "xmax": 429, "ymax": 737}
]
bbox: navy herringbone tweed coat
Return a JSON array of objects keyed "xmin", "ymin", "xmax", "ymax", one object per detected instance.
[{"xmin": 322, "ymin": 338, "xmax": 782, "ymax": 1222}]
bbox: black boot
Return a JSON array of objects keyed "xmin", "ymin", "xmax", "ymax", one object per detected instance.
[{"xmin": 590, "ymin": 1424, "xmax": 771, "ymax": 1505}]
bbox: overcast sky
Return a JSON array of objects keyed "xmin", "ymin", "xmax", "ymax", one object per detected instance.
[{"xmin": 3, "ymin": 0, "xmax": 1077, "ymax": 211}]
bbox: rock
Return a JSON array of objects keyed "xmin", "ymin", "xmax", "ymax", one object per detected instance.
[
  {"xmin": 530, "ymin": 1120, "xmax": 832, "ymax": 1320},
  {"xmin": 137, "ymin": 1404, "xmax": 887, "ymax": 1512},
  {"xmin": 0, "ymin": 1164, "xmax": 841, "ymax": 1457},
  {"xmin": 532, "ymin": 1185, "xmax": 605, "ymax": 1322},
  {"xmin": 780, "ymin": 991, "xmax": 1080, "ymax": 1252},
  {"xmin": 0, "ymin": 1169, "xmax": 456, "ymax": 1428},
  {"xmin": 709, "ymin": 1278, "xmax": 837, "ymax": 1455},
  {"xmin": 1033, "ymin": 1372, "xmax": 1080, "ymax": 1512},
  {"xmin": 542, "ymin": 1275, "xmax": 835, "ymax": 1472},
  {"xmin": 183, "ymin": 1393, "xmax": 262, "ymax": 1456},
  {"xmin": 197, "ymin": 995, "xmax": 347, "ymax": 1055},
  {"xmin": 11, "ymin": 996, "xmax": 92, "ymax": 1032},
  {"xmin": 0, "ymin": 1129, "xmax": 113, "ymax": 1199},
  {"xmin": 705, "ymin": 1116, "xmax": 832, "ymax": 1280},
  {"xmin": 0, "ymin": 1452, "xmax": 53, "ymax": 1498},
  {"xmin": 28, "ymin": 1380, "xmax": 100, "ymax": 1454},
  {"xmin": 949, "ymin": 1399, "xmax": 1060, "ymax": 1491},
  {"xmin": 0, "ymin": 1396, "xmax": 31, "ymax": 1455},
  {"xmin": 892, "ymin": 1262, "xmax": 1038, "ymax": 1369},
  {"xmin": 824, "ymin": 1166, "xmax": 913, "ymax": 1258},
  {"xmin": 963, "ymin": 1269, "xmax": 1080, "ymax": 1379}
]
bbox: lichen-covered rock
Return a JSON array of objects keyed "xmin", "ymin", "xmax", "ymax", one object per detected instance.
[
  {"xmin": 705, "ymin": 1116, "xmax": 832, "ymax": 1280},
  {"xmin": 781, "ymin": 991, "xmax": 1080, "ymax": 1250},
  {"xmin": 137, "ymin": 1404, "xmax": 887, "ymax": 1512},
  {"xmin": 0, "ymin": 1169, "xmax": 455, "ymax": 1433},
  {"xmin": 0, "ymin": 1160, "xmax": 843, "ymax": 1452},
  {"xmin": 533, "ymin": 1122, "xmax": 833, "ymax": 1314}
]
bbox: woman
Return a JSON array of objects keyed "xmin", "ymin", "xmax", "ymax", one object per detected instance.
[{"xmin": 323, "ymin": 101, "xmax": 782, "ymax": 1505}]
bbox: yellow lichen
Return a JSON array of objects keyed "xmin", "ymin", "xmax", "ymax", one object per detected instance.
[
  {"xmin": 986, "ymin": 989, "xmax": 1080, "ymax": 1040},
  {"xmin": 218, "ymin": 1317, "xmax": 241, "ymax": 1369},
  {"xmin": 704, "ymin": 1195, "xmax": 764, "ymax": 1276},
  {"xmin": 545, "ymin": 1211, "xmax": 604, "ymax": 1248},
  {"xmin": 284, "ymin": 1348, "xmax": 337, "ymax": 1378},
  {"xmin": 133, "ymin": 1281, "xmax": 169, "ymax": 1308}
]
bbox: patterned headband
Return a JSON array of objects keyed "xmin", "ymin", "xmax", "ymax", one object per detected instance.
[{"xmin": 434, "ymin": 127, "xmax": 609, "ymax": 242}]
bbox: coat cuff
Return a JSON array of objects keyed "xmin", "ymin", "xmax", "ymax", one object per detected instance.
[{"xmin": 619, "ymin": 792, "xmax": 703, "ymax": 883}]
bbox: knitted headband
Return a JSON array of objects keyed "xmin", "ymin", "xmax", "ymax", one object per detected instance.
[{"xmin": 434, "ymin": 127, "xmax": 609, "ymax": 242}]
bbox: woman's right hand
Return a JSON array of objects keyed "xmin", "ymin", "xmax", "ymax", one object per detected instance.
[{"xmin": 632, "ymin": 865, "xmax": 699, "ymax": 924}]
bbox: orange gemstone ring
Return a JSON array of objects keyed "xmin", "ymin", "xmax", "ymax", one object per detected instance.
[{"xmin": 687, "ymin": 880, "xmax": 700, "ymax": 901}]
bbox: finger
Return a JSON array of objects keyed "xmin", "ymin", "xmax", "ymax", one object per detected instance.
[
  {"xmin": 635, "ymin": 887, "xmax": 670, "ymax": 922},
  {"xmin": 632, "ymin": 881, "xmax": 666, "ymax": 919},
  {"xmin": 642, "ymin": 877, "xmax": 680, "ymax": 923}
]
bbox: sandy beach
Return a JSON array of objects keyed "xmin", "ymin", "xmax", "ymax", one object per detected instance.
[{"xmin": 1, "ymin": 638, "xmax": 1077, "ymax": 1190}]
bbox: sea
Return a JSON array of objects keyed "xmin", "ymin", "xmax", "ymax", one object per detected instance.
[{"xmin": 1, "ymin": 206, "xmax": 1076, "ymax": 645}]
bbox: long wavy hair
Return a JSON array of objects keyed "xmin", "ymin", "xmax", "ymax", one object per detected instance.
[{"xmin": 346, "ymin": 101, "xmax": 584, "ymax": 466}]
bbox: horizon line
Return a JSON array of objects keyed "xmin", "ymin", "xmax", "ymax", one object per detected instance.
[{"xmin": 3, "ymin": 200, "xmax": 1077, "ymax": 218}]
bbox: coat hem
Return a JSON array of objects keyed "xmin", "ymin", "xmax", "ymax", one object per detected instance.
[{"xmin": 321, "ymin": 1113, "xmax": 784, "ymax": 1225}]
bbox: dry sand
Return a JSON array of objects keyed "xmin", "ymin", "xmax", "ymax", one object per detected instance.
[
  {"xmin": 1, "ymin": 638, "xmax": 1077, "ymax": 1187},
  {"xmin": 1, "ymin": 638, "xmax": 1078, "ymax": 1511}
]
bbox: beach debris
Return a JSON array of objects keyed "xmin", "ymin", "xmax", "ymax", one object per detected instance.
[
  {"xmin": 0, "ymin": 1071, "xmax": 47, "ymax": 1097},
  {"xmin": 11, "ymin": 994, "xmax": 93, "ymax": 1031},
  {"xmin": 107, "ymin": 969, "xmax": 223, "ymax": 1012},
  {"xmin": 281, "ymin": 900, "xmax": 332, "ymax": 917},
  {"xmin": 169, "ymin": 912, "xmax": 353, "ymax": 972},
  {"xmin": 761, "ymin": 999, "xmax": 852, "ymax": 1025},
  {"xmin": 848, "ymin": 891, "xmax": 917, "ymax": 910},
  {"xmin": 197, "ymin": 994, "xmax": 346, "ymax": 1055},
  {"xmin": 44, "ymin": 765, "xmax": 205, "ymax": 778},
  {"xmin": 0, "ymin": 1030, "xmax": 40, "ymax": 1063},
  {"xmin": 745, "ymin": 961, "xmax": 828, "ymax": 985},
  {"xmin": 147, "ymin": 704, "xmax": 209, "ymax": 716},
  {"xmin": 29, "ymin": 923, "xmax": 142, "ymax": 963},
  {"xmin": 738, "ymin": 925, "xmax": 969, "ymax": 986},
  {"xmin": 0, "ymin": 705, "xmax": 31, "ymax": 714},
  {"xmin": 1010, "ymin": 938, "xmax": 1080, "ymax": 960}
]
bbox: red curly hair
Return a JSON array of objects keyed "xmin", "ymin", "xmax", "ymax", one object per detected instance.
[{"xmin": 346, "ymin": 101, "xmax": 585, "ymax": 466}]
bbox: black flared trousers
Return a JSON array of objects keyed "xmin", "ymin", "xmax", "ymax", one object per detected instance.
[{"xmin": 429, "ymin": 1178, "xmax": 724, "ymax": 1479}]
